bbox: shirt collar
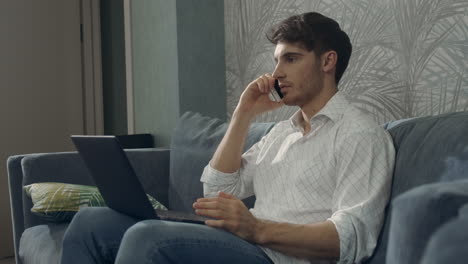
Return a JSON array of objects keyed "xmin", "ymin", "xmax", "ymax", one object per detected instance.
[{"xmin": 290, "ymin": 91, "xmax": 350, "ymax": 128}]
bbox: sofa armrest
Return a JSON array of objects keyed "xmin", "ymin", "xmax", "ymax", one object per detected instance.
[
  {"xmin": 386, "ymin": 179, "xmax": 468, "ymax": 264},
  {"xmin": 7, "ymin": 154, "xmax": 28, "ymax": 264},
  {"xmin": 421, "ymin": 203, "xmax": 468, "ymax": 263},
  {"xmin": 7, "ymin": 148, "xmax": 170, "ymax": 262}
]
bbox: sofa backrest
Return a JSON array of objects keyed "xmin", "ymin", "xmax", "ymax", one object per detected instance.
[
  {"xmin": 364, "ymin": 111, "xmax": 468, "ymax": 264},
  {"xmin": 168, "ymin": 111, "xmax": 275, "ymax": 212}
]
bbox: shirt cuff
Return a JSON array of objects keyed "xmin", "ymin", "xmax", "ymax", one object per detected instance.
[
  {"xmin": 200, "ymin": 163, "xmax": 240, "ymax": 196},
  {"xmin": 328, "ymin": 212, "xmax": 357, "ymax": 264}
]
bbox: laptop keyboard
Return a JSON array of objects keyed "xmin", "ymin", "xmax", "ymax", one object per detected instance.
[{"xmin": 155, "ymin": 209, "xmax": 210, "ymax": 224}]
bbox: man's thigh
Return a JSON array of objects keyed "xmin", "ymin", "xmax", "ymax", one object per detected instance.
[
  {"xmin": 61, "ymin": 207, "xmax": 140, "ymax": 264},
  {"xmin": 116, "ymin": 220, "xmax": 273, "ymax": 264}
]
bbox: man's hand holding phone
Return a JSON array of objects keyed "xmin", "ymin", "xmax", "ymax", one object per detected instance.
[{"xmin": 236, "ymin": 74, "xmax": 284, "ymax": 119}]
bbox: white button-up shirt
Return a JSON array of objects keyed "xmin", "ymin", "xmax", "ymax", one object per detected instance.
[{"xmin": 201, "ymin": 92, "xmax": 395, "ymax": 264}]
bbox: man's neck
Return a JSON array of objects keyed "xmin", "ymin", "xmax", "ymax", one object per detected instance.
[{"xmin": 300, "ymin": 87, "xmax": 338, "ymax": 135}]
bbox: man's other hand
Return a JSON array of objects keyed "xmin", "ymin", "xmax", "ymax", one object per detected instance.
[{"xmin": 193, "ymin": 192, "xmax": 262, "ymax": 243}]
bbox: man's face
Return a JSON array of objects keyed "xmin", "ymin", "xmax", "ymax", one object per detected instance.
[{"xmin": 272, "ymin": 42, "xmax": 324, "ymax": 107}]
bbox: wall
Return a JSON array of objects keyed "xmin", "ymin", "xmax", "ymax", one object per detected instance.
[
  {"xmin": 130, "ymin": 0, "xmax": 226, "ymax": 147},
  {"xmin": 101, "ymin": 0, "xmax": 128, "ymax": 135},
  {"xmin": 125, "ymin": 0, "xmax": 466, "ymax": 144},
  {"xmin": 0, "ymin": 0, "xmax": 84, "ymax": 258},
  {"xmin": 224, "ymin": 0, "xmax": 468, "ymax": 123},
  {"xmin": 130, "ymin": 0, "xmax": 180, "ymax": 147},
  {"xmin": 176, "ymin": 0, "xmax": 226, "ymax": 120}
]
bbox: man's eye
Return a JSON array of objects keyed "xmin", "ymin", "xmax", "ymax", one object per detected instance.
[{"xmin": 286, "ymin": 56, "xmax": 297, "ymax": 63}]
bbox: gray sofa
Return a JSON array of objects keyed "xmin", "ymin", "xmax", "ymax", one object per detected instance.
[{"xmin": 7, "ymin": 111, "xmax": 468, "ymax": 264}]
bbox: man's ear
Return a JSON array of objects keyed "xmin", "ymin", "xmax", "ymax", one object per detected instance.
[{"xmin": 322, "ymin": 51, "xmax": 337, "ymax": 73}]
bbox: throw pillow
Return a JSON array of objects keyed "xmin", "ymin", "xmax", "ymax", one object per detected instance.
[{"xmin": 24, "ymin": 182, "xmax": 167, "ymax": 222}]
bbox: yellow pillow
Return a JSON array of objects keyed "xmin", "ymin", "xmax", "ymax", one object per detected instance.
[{"xmin": 24, "ymin": 182, "xmax": 167, "ymax": 222}]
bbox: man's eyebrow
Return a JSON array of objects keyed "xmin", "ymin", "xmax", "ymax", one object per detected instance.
[{"xmin": 274, "ymin": 52, "xmax": 304, "ymax": 62}]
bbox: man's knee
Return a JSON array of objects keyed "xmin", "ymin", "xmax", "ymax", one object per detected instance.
[
  {"xmin": 118, "ymin": 220, "xmax": 205, "ymax": 257},
  {"xmin": 61, "ymin": 207, "xmax": 139, "ymax": 263},
  {"xmin": 122, "ymin": 220, "xmax": 220, "ymax": 244},
  {"xmin": 66, "ymin": 207, "xmax": 112, "ymax": 235},
  {"xmin": 62, "ymin": 207, "xmax": 103, "ymax": 246},
  {"xmin": 121, "ymin": 220, "xmax": 167, "ymax": 245},
  {"xmin": 64, "ymin": 207, "xmax": 136, "ymax": 243}
]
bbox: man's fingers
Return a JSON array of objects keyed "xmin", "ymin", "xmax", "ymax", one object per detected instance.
[
  {"xmin": 269, "ymin": 78, "xmax": 276, "ymax": 90},
  {"xmin": 196, "ymin": 197, "xmax": 217, "ymax": 203},
  {"xmin": 255, "ymin": 74, "xmax": 274, "ymax": 94},
  {"xmin": 263, "ymin": 73, "xmax": 275, "ymax": 89},
  {"xmin": 205, "ymin": 219, "xmax": 225, "ymax": 228},
  {"xmin": 195, "ymin": 209, "xmax": 224, "ymax": 219},
  {"xmin": 262, "ymin": 75, "xmax": 271, "ymax": 93},
  {"xmin": 256, "ymin": 75, "xmax": 268, "ymax": 93},
  {"xmin": 256, "ymin": 79, "xmax": 264, "ymax": 93},
  {"xmin": 193, "ymin": 200, "xmax": 221, "ymax": 209},
  {"xmin": 194, "ymin": 194, "xmax": 234, "ymax": 209},
  {"xmin": 218, "ymin": 191, "xmax": 236, "ymax": 200},
  {"xmin": 195, "ymin": 192, "xmax": 237, "ymax": 202},
  {"xmin": 263, "ymin": 75, "xmax": 275, "ymax": 93}
]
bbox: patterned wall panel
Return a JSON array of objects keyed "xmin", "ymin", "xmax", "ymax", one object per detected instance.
[{"xmin": 225, "ymin": 0, "xmax": 468, "ymax": 123}]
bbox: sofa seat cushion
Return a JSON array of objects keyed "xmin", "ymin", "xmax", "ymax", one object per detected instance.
[
  {"xmin": 19, "ymin": 223, "xmax": 68, "ymax": 264},
  {"xmin": 386, "ymin": 179, "xmax": 468, "ymax": 264},
  {"xmin": 168, "ymin": 112, "xmax": 275, "ymax": 213}
]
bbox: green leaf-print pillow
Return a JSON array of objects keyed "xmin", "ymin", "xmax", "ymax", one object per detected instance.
[{"xmin": 24, "ymin": 182, "xmax": 167, "ymax": 222}]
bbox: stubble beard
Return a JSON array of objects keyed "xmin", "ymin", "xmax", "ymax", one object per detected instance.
[{"xmin": 284, "ymin": 67, "xmax": 324, "ymax": 108}]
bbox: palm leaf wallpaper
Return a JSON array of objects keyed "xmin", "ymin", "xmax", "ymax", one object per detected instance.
[{"xmin": 224, "ymin": 0, "xmax": 468, "ymax": 123}]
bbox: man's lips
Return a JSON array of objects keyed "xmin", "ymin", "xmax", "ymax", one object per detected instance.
[{"xmin": 280, "ymin": 85, "xmax": 290, "ymax": 93}]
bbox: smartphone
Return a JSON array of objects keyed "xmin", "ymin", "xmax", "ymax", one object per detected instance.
[{"xmin": 270, "ymin": 79, "xmax": 283, "ymax": 102}]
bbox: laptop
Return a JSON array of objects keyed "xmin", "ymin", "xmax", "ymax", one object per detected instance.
[{"xmin": 71, "ymin": 135, "xmax": 209, "ymax": 224}]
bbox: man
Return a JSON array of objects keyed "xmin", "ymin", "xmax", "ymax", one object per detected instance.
[{"xmin": 61, "ymin": 12, "xmax": 394, "ymax": 264}]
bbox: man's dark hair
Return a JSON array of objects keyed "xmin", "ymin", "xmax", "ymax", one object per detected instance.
[{"xmin": 266, "ymin": 12, "xmax": 352, "ymax": 85}]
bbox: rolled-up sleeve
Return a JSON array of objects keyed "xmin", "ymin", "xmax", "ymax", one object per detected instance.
[
  {"xmin": 200, "ymin": 134, "xmax": 268, "ymax": 199},
  {"xmin": 328, "ymin": 130, "xmax": 395, "ymax": 264}
]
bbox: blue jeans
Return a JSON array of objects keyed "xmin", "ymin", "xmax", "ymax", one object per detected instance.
[{"xmin": 61, "ymin": 207, "xmax": 273, "ymax": 264}]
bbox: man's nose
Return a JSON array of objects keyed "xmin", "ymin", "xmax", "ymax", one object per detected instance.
[{"xmin": 272, "ymin": 64, "xmax": 285, "ymax": 79}]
